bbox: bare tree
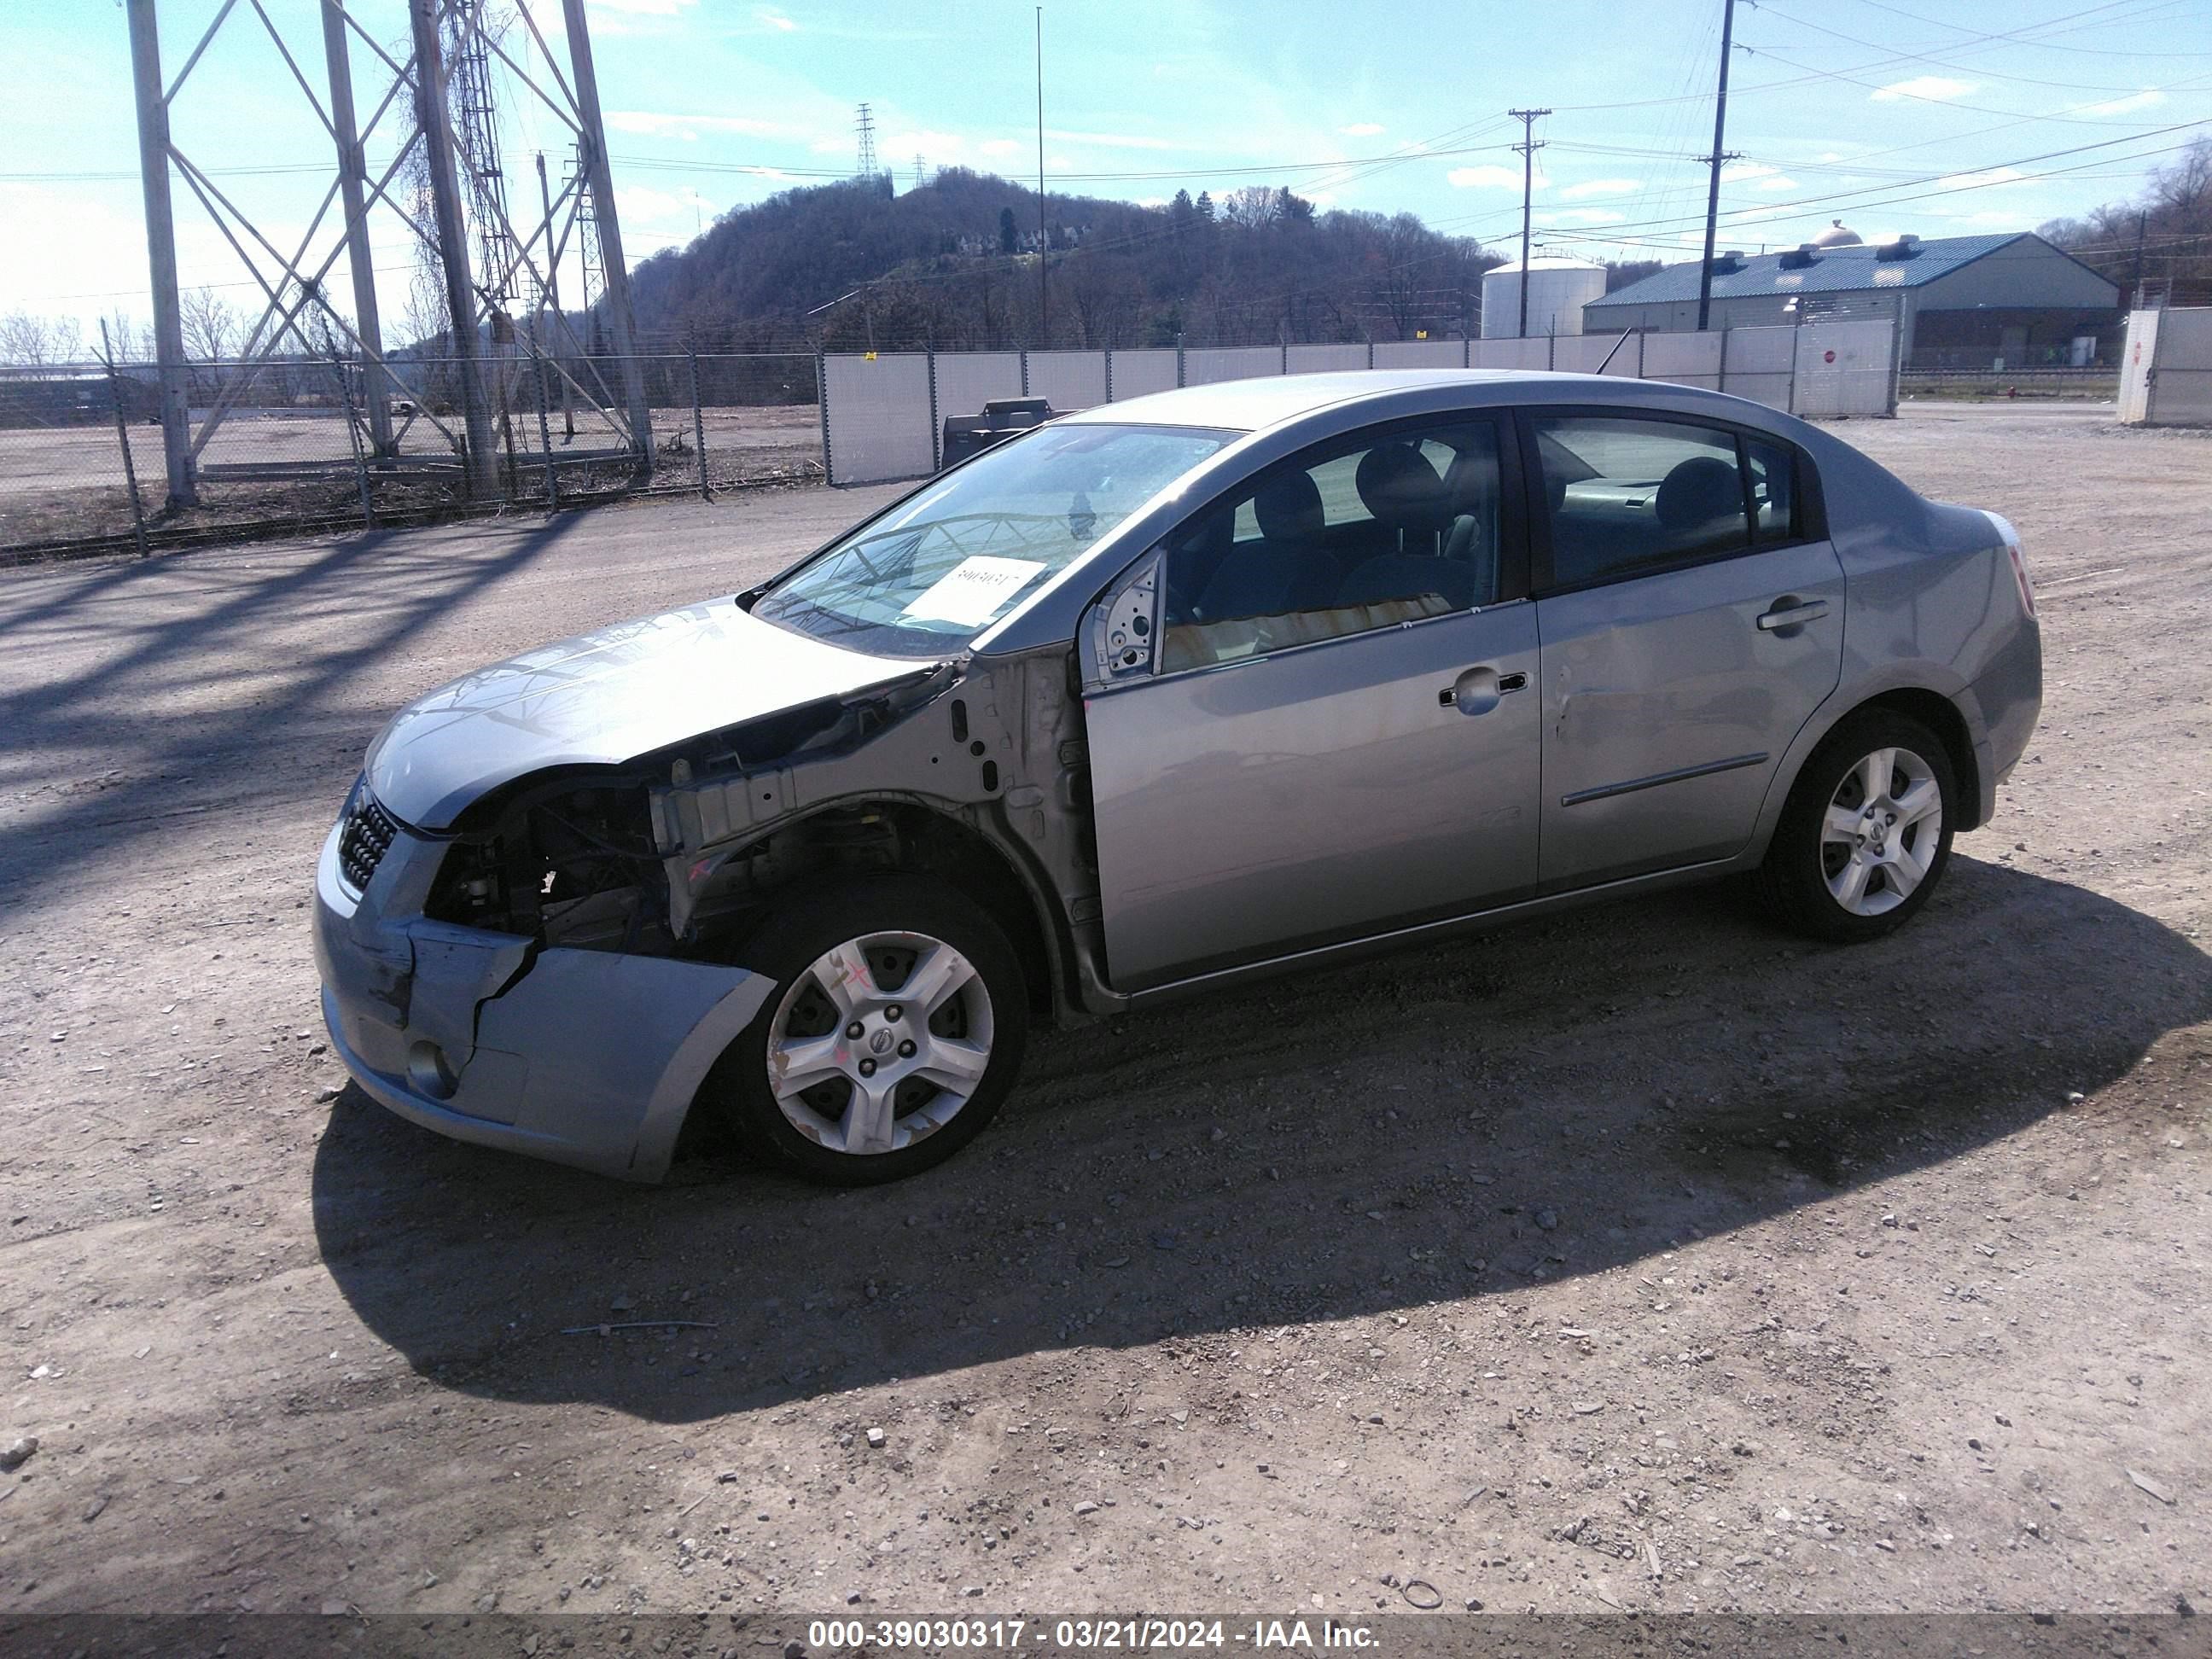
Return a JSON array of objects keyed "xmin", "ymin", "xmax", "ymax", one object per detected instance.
[
  {"xmin": 0, "ymin": 308, "xmax": 55, "ymax": 366},
  {"xmin": 1220, "ymin": 186, "xmax": 1284, "ymax": 231},
  {"xmin": 179, "ymin": 287, "xmax": 241, "ymax": 361}
]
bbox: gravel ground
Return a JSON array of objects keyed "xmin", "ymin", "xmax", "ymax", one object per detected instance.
[{"xmin": 0, "ymin": 405, "xmax": 2206, "ymax": 1628}]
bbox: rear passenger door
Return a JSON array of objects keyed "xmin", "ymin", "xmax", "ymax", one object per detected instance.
[{"xmin": 1526, "ymin": 411, "xmax": 1844, "ymax": 890}]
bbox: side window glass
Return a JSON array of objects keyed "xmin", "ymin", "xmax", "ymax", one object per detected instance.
[
  {"xmin": 1534, "ymin": 416, "xmax": 1751, "ymax": 589},
  {"xmin": 1157, "ymin": 420, "xmax": 1505, "ymax": 674},
  {"xmin": 1745, "ymin": 437, "xmax": 1800, "ymax": 544}
]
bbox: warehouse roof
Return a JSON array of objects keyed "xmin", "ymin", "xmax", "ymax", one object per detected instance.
[{"xmin": 1587, "ymin": 231, "xmax": 2108, "ymax": 307}]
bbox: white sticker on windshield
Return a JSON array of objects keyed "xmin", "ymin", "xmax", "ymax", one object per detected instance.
[{"xmin": 899, "ymin": 556, "xmax": 1048, "ymax": 627}]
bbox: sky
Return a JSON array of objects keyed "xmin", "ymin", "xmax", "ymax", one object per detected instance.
[{"xmin": 2, "ymin": 0, "xmax": 2208, "ymax": 348}]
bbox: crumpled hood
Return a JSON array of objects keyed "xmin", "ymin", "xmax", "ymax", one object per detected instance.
[{"xmin": 365, "ymin": 597, "xmax": 931, "ymax": 830}]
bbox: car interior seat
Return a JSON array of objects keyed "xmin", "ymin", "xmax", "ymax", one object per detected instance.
[
  {"xmin": 1196, "ymin": 471, "xmax": 1341, "ymax": 620},
  {"xmin": 1336, "ymin": 441, "xmax": 1476, "ymax": 609},
  {"xmin": 1654, "ymin": 454, "xmax": 1746, "ymax": 550}
]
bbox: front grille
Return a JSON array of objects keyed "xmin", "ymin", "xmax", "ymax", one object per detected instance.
[{"xmin": 338, "ymin": 793, "xmax": 401, "ymax": 894}]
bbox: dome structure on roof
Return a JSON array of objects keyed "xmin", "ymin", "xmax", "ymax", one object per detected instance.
[{"xmin": 1811, "ymin": 218, "xmax": 1864, "ymax": 247}]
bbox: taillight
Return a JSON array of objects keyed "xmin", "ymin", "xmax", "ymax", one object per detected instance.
[{"xmin": 2007, "ymin": 540, "xmax": 2036, "ymax": 619}]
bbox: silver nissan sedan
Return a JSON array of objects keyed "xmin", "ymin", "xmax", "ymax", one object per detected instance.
[{"xmin": 313, "ymin": 370, "xmax": 2042, "ymax": 1185}]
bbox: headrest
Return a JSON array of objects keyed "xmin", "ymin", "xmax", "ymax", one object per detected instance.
[
  {"xmin": 1655, "ymin": 455, "xmax": 1743, "ymax": 533},
  {"xmin": 1443, "ymin": 445, "xmax": 1499, "ymax": 515},
  {"xmin": 1354, "ymin": 442, "xmax": 1451, "ymax": 535},
  {"xmin": 1254, "ymin": 471, "xmax": 1326, "ymax": 544}
]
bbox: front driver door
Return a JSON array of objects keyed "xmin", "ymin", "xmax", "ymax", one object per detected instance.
[{"xmin": 1081, "ymin": 415, "xmax": 1542, "ymax": 992}]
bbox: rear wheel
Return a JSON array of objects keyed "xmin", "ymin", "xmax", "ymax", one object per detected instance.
[
  {"xmin": 1755, "ymin": 710, "xmax": 1957, "ymax": 943},
  {"xmin": 704, "ymin": 875, "xmax": 1027, "ymax": 1185}
]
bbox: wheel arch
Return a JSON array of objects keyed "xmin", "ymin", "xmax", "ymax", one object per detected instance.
[
  {"xmin": 715, "ymin": 794, "xmax": 1071, "ymax": 1022},
  {"xmin": 1755, "ymin": 678, "xmax": 1988, "ymax": 859}
]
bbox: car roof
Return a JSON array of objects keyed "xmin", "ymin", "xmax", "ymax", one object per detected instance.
[{"xmin": 1060, "ymin": 369, "xmax": 1650, "ymax": 435}]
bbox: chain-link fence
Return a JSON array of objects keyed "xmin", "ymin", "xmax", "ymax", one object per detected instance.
[{"xmin": 0, "ymin": 352, "xmax": 823, "ymax": 561}]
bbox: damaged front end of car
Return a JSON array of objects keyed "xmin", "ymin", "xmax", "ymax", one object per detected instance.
[{"xmin": 314, "ymin": 645, "xmax": 1114, "ymax": 1181}]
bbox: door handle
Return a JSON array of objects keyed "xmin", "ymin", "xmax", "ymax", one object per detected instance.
[
  {"xmin": 1440, "ymin": 666, "xmax": 1524, "ymax": 715},
  {"xmin": 1757, "ymin": 597, "xmax": 1830, "ymax": 632}
]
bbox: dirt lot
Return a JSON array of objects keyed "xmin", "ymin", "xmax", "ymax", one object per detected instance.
[
  {"xmin": 0, "ymin": 404, "xmax": 824, "ymax": 550},
  {"xmin": 0, "ymin": 405, "xmax": 2207, "ymax": 1632}
]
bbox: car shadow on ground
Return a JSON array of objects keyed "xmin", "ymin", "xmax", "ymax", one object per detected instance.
[
  {"xmin": 311, "ymin": 856, "xmax": 2212, "ymax": 1423},
  {"xmin": 0, "ymin": 514, "xmax": 582, "ymax": 928}
]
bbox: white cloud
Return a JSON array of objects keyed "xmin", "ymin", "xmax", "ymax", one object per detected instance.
[
  {"xmin": 1545, "ymin": 208, "xmax": 1626, "ymax": 224},
  {"xmin": 1751, "ymin": 175, "xmax": 1799, "ymax": 194},
  {"xmin": 589, "ymin": 0, "xmax": 696, "ymax": 11},
  {"xmin": 1720, "ymin": 160, "xmax": 1778, "ymax": 182},
  {"xmin": 1447, "ymin": 163, "xmax": 1536, "ymax": 190},
  {"xmin": 980, "ymin": 138, "xmax": 1022, "ymax": 158},
  {"xmin": 1340, "ymin": 122, "xmax": 1385, "ymax": 137},
  {"xmin": 1871, "ymin": 75, "xmax": 1977, "ymax": 103},
  {"xmin": 2078, "ymin": 89, "xmax": 2164, "ymax": 116},
  {"xmin": 1559, "ymin": 177, "xmax": 1637, "ymax": 201},
  {"xmin": 754, "ymin": 5, "xmax": 797, "ymax": 28},
  {"xmin": 1936, "ymin": 166, "xmax": 2028, "ymax": 191}
]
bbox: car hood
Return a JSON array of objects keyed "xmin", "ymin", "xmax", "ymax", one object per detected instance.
[{"xmin": 365, "ymin": 598, "xmax": 934, "ymax": 830}]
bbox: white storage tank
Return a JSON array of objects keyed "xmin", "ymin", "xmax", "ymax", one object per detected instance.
[{"xmin": 1481, "ymin": 255, "xmax": 1608, "ymax": 339}]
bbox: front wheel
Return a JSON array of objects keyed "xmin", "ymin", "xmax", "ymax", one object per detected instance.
[
  {"xmin": 1755, "ymin": 711, "xmax": 1957, "ymax": 943},
  {"xmin": 703, "ymin": 875, "xmax": 1028, "ymax": 1185}
]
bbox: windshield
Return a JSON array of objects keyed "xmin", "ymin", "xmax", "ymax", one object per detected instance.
[{"xmin": 752, "ymin": 422, "xmax": 1232, "ymax": 656}]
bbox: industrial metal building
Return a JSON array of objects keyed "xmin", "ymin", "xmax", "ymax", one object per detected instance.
[{"xmin": 1586, "ymin": 227, "xmax": 2122, "ymax": 370}]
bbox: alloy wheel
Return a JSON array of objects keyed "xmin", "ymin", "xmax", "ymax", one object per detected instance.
[
  {"xmin": 1820, "ymin": 745, "xmax": 1943, "ymax": 917},
  {"xmin": 764, "ymin": 929, "xmax": 994, "ymax": 1155}
]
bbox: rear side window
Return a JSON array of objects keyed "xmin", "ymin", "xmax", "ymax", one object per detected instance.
[{"xmin": 1533, "ymin": 416, "xmax": 1752, "ymax": 589}]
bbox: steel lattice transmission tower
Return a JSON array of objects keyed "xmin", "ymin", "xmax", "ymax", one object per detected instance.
[
  {"xmin": 124, "ymin": 0, "xmax": 656, "ymax": 506},
  {"xmin": 855, "ymin": 102, "xmax": 879, "ymax": 179},
  {"xmin": 446, "ymin": 0, "xmax": 520, "ymax": 308}
]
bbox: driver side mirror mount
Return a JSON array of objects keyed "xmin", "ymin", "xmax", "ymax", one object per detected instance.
[{"xmin": 1085, "ymin": 548, "xmax": 1163, "ymax": 686}]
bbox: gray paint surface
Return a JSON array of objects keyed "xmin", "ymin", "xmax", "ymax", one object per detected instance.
[
  {"xmin": 316, "ymin": 370, "xmax": 2042, "ymax": 1179},
  {"xmin": 365, "ymin": 597, "xmax": 928, "ymax": 831}
]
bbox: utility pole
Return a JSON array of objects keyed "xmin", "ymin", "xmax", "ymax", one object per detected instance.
[
  {"xmin": 1695, "ymin": 0, "xmax": 1740, "ymax": 333},
  {"xmin": 2130, "ymin": 209, "xmax": 2148, "ymax": 309},
  {"xmin": 1509, "ymin": 108, "xmax": 1550, "ymax": 340},
  {"xmin": 1035, "ymin": 6, "xmax": 1049, "ymax": 344},
  {"xmin": 320, "ymin": 0, "xmax": 393, "ymax": 458},
  {"xmin": 125, "ymin": 0, "xmax": 195, "ymax": 509},
  {"xmin": 410, "ymin": 0, "xmax": 499, "ymax": 496},
  {"xmin": 560, "ymin": 0, "xmax": 654, "ymax": 463}
]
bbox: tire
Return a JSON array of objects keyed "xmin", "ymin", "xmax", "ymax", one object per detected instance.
[
  {"xmin": 1755, "ymin": 709, "xmax": 1958, "ymax": 944},
  {"xmin": 703, "ymin": 874, "xmax": 1028, "ymax": 1185}
]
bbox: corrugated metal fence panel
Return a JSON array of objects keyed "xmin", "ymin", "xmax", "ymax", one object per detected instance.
[
  {"xmin": 1550, "ymin": 335, "xmax": 1633, "ymax": 375},
  {"xmin": 1373, "ymin": 340, "xmax": 1467, "ymax": 370},
  {"xmin": 1640, "ymin": 330, "xmax": 1722, "ymax": 389},
  {"xmin": 1792, "ymin": 321, "xmax": 1895, "ymax": 417},
  {"xmin": 931, "ymin": 352, "xmax": 1024, "ymax": 429},
  {"xmin": 1720, "ymin": 327, "xmax": 1796, "ymax": 410},
  {"xmin": 824, "ymin": 353, "xmax": 933, "ymax": 485},
  {"xmin": 1109, "ymin": 348, "xmax": 1180, "ymax": 400},
  {"xmin": 1468, "ymin": 337, "xmax": 1549, "ymax": 370},
  {"xmin": 2148, "ymin": 306, "xmax": 2212, "ymax": 425},
  {"xmin": 1025, "ymin": 350, "xmax": 1109, "ymax": 411},
  {"xmin": 1182, "ymin": 346, "xmax": 1282, "ymax": 387},
  {"xmin": 1285, "ymin": 343, "xmax": 1369, "ymax": 374}
]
